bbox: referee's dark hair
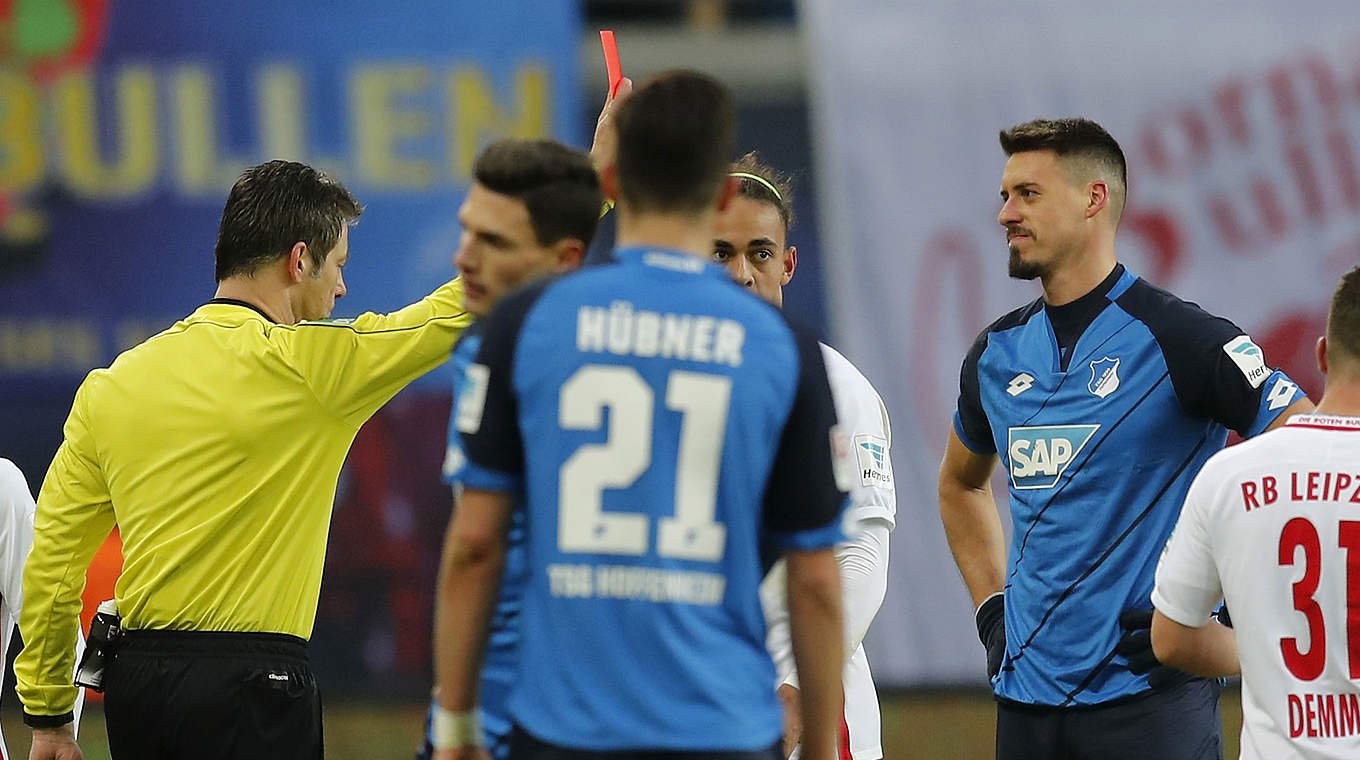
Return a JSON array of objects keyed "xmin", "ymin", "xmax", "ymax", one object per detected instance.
[
  {"xmin": 614, "ymin": 70, "xmax": 735, "ymax": 216},
  {"xmin": 1000, "ymin": 118, "xmax": 1128, "ymax": 223},
  {"xmin": 214, "ymin": 160, "xmax": 363, "ymax": 282},
  {"xmin": 474, "ymin": 139, "xmax": 603, "ymax": 249},
  {"xmin": 1328, "ymin": 266, "xmax": 1360, "ymax": 366}
]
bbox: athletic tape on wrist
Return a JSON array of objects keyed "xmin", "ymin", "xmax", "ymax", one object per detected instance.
[{"xmin": 431, "ymin": 706, "xmax": 482, "ymax": 750}]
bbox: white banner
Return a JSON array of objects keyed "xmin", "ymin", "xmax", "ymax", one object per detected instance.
[{"xmin": 801, "ymin": 0, "xmax": 1360, "ymax": 686}]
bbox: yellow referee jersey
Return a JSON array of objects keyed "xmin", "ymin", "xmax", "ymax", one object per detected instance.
[{"xmin": 16, "ymin": 278, "xmax": 471, "ymax": 720}]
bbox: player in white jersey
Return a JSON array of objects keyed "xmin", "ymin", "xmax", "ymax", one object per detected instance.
[
  {"xmin": 713, "ymin": 154, "xmax": 895, "ymax": 760},
  {"xmin": 0, "ymin": 459, "xmax": 82, "ymax": 760},
  {"xmin": 1152, "ymin": 266, "xmax": 1360, "ymax": 760}
]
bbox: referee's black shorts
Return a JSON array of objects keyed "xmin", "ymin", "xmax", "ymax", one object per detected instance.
[
  {"xmin": 103, "ymin": 629, "xmax": 323, "ymax": 760},
  {"xmin": 507, "ymin": 725, "xmax": 782, "ymax": 760}
]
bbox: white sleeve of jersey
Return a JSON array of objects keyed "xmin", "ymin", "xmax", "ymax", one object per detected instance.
[
  {"xmin": 0, "ymin": 459, "xmax": 34, "ymax": 756},
  {"xmin": 836, "ymin": 519, "xmax": 892, "ymax": 657},
  {"xmin": 0, "ymin": 460, "xmax": 85, "ymax": 740},
  {"xmin": 760, "ymin": 559, "xmax": 794, "ymax": 686},
  {"xmin": 761, "ymin": 521, "xmax": 892, "ymax": 689},
  {"xmin": 820, "ymin": 344, "xmax": 896, "ymax": 528},
  {"xmin": 761, "ymin": 347, "xmax": 894, "ymax": 691},
  {"xmin": 1152, "ymin": 463, "xmax": 1225, "ymax": 628},
  {"xmin": 0, "ymin": 460, "xmax": 31, "ymax": 639}
]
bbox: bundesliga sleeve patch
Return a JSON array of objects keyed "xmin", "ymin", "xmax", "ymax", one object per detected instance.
[
  {"xmin": 854, "ymin": 434, "xmax": 893, "ymax": 488},
  {"xmin": 1223, "ymin": 335, "xmax": 1269, "ymax": 388}
]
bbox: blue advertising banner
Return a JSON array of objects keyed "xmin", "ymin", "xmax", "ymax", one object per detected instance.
[{"xmin": 0, "ymin": 0, "xmax": 583, "ymax": 386}]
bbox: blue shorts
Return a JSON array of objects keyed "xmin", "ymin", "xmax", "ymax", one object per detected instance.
[{"xmin": 996, "ymin": 678, "xmax": 1223, "ymax": 760}]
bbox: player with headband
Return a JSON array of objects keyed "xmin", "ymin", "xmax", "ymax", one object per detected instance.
[{"xmin": 713, "ymin": 152, "xmax": 896, "ymax": 760}]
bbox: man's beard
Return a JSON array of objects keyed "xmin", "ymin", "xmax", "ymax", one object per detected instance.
[{"xmin": 1008, "ymin": 246, "xmax": 1046, "ymax": 280}]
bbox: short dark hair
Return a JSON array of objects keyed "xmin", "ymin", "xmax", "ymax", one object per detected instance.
[
  {"xmin": 473, "ymin": 139, "xmax": 603, "ymax": 249},
  {"xmin": 730, "ymin": 151, "xmax": 795, "ymax": 232},
  {"xmin": 615, "ymin": 71, "xmax": 735, "ymax": 216},
  {"xmin": 999, "ymin": 118, "xmax": 1128, "ymax": 221},
  {"xmin": 1328, "ymin": 266, "xmax": 1360, "ymax": 365},
  {"xmin": 214, "ymin": 160, "xmax": 363, "ymax": 282}
]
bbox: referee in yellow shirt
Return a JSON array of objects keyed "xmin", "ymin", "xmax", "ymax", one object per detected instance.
[{"xmin": 16, "ymin": 160, "xmax": 473, "ymax": 760}]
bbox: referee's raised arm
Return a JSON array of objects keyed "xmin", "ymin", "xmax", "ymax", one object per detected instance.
[
  {"xmin": 282, "ymin": 276, "xmax": 472, "ymax": 426},
  {"xmin": 15, "ymin": 160, "xmax": 470, "ymax": 760}
]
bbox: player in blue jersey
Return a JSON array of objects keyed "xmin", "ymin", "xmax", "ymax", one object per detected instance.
[
  {"xmin": 938, "ymin": 117, "xmax": 1313, "ymax": 759},
  {"xmin": 416, "ymin": 138, "xmax": 604, "ymax": 760},
  {"xmin": 431, "ymin": 71, "xmax": 850, "ymax": 760}
]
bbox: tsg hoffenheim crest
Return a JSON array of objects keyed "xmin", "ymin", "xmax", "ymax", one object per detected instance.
[{"xmin": 1088, "ymin": 357, "xmax": 1120, "ymax": 398}]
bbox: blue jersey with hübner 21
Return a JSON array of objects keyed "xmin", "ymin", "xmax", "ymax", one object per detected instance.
[
  {"xmin": 457, "ymin": 247, "xmax": 849, "ymax": 752},
  {"xmin": 954, "ymin": 265, "xmax": 1302, "ymax": 707},
  {"xmin": 439, "ymin": 321, "xmax": 522, "ymax": 758}
]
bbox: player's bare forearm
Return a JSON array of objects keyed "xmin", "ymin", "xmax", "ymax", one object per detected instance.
[
  {"xmin": 1150, "ymin": 610, "xmax": 1240, "ymax": 678},
  {"xmin": 785, "ymin": 547, "xmax": 843, "ymax": 760},
  {"xmin": 1264, "ymin": 397, "xmax": 1313, "ymax": 432},
  {"xmin": 938, "ymin": 429, "xmax": 1005, "ymax": 607},
  {"xmin": 776, "ymin": 682, "xmax": 801, "ymax": 758},
  {"xmin": 433, "ymin": 488, "xmax": 510, "ymax": 712}
]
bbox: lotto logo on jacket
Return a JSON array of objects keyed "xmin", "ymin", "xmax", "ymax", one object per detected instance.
[{"xmin": 1007, "ymin": 425, "xmax": 1099, "ymax": 489}]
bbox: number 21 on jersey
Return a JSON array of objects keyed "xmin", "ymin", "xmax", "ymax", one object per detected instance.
[
  {"xmin": 558, "ymin": 365, "xmax": 730, "ymax": 562},
  {"xmin": 459, "ymin": 361, "xmax": 735, "ymax": 564}
]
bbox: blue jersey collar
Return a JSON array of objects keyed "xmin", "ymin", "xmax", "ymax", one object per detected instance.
[{"xmin": 613, "ymin": 246, "xmax": 730, "ymax": 281}]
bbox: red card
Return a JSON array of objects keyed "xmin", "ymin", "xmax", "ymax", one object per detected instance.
[{"xmin": 600, "ymin": 30, "xmax": 623, "ymax": 97}]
